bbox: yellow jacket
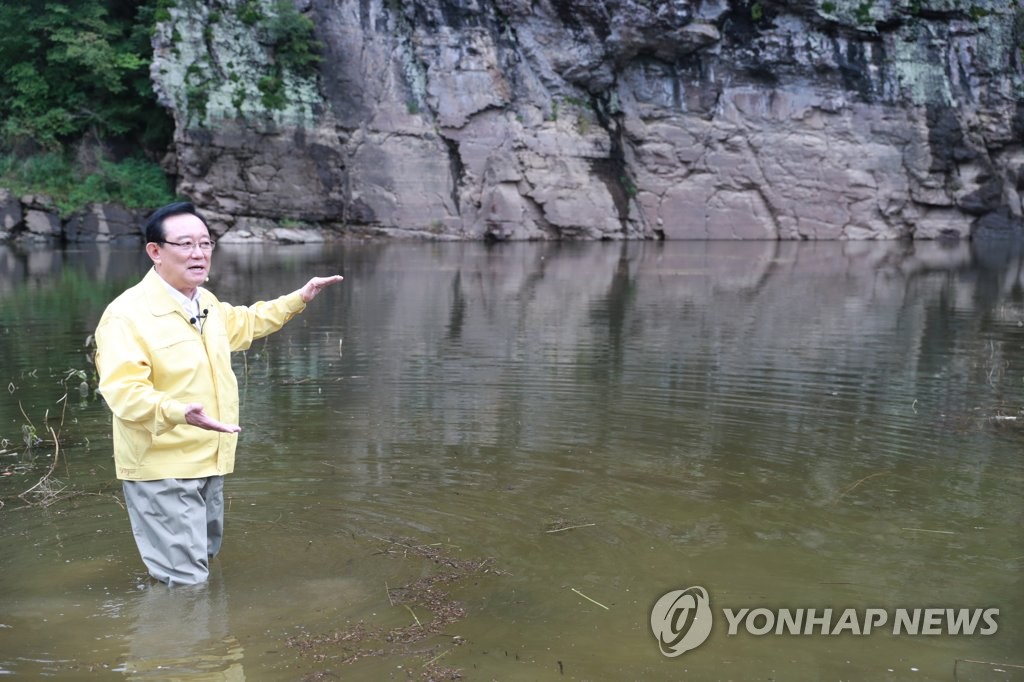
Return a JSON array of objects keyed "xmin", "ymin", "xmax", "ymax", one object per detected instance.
[{"xmin": 94, "ymin": 268, "xmax": 307, "ymax": 481}]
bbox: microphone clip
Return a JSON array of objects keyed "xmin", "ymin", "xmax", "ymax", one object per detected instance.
[{"xmin": 190, "ymin": 308, "xmax": 210, "ymax": 331}]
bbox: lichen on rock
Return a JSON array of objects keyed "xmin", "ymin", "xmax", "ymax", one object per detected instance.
[{"xmin": 152, "ymin": 0, "xmax": 321, "ymax": 128}]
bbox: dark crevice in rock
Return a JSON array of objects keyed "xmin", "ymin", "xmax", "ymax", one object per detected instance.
[
  {"xmin": 549, "ymin": 0, "xmax": 611, "ymax": 40},
  {"xmin": 974, "ymin": 208, "xmax": 1024, "ymax": 239},
  {"xmin": 358, "ymin": 0, "xmax": 372, "ymax": 31},
  {"xmin": 744, "ymin": 63, "xmax": 780, "ymax": 86},
  {"xmin": 927, "ymin": 104, "xmax": 981, "ymax": 172},
  {"xmin": 591, "ymin": 92, "xmax": 632, "ymax": 233},
  {"xmin": 1011, "ymin": 101, "xmax": 1024, "ymax": 143},
  {"xmin": 441, "ymin": 136, "xmax": 465, "ymax": 214},
  {"xmin": 590, "ymin": 157, "xmax": 632, "ymax": 231},
  {"xmin": 721, "ymin": 2, "xmax": 764, "ymax": 43},
  {"xmin": 830, "ymin": 36, "xmax": 884, "ymax": 102},
  {"xmin": 960, "ymin": 177, "xmax": 1003, "ymax": 217}
]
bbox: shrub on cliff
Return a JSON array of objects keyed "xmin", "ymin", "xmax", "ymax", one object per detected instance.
[{"xmin": 261, "ymin": 0, "xmax": 323, "ymax": 77}]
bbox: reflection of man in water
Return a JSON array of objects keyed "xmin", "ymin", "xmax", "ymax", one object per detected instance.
[
  {"xmin": 94, "ymin": 201, "xmax": 343, "ymax": 586},
  {"xmin": 124, "ymin": 577, "xmax": 244, "ymax": 680}
]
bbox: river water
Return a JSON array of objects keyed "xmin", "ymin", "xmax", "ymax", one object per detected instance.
[{"xmin": 0, "ymin": 239, "xmax": 1021, "ymax": 681}]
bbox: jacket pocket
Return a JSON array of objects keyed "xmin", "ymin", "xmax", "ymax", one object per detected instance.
[{"xmin": 149, "ymin": 333, "xmax": 208, "ymax": 392}]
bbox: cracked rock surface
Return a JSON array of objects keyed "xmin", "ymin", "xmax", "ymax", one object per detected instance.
[{"xmin": 152, "ymin": 0, "xmax": 1024, "ymax": 241}]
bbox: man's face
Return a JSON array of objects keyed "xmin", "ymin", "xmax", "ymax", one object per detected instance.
[{"xmin": 145, "ymin": 213, "xmax": 212, "ymax": 297}]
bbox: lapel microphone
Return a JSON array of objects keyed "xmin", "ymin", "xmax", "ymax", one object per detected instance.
[{"xmin": 190, "ymin": 308, "xmax": 210, "ymax": 329}]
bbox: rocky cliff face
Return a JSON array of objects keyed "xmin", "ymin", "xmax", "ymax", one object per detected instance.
[{"xmin": 152, "ymin": 0, "xmax": 1024, "ymax": 240}]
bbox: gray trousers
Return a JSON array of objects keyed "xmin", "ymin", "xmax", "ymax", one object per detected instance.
[{"xmin": 122, "ymin": 476, "xmax": 225, "ymax": 586}]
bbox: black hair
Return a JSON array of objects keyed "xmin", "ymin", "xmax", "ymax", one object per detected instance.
[{"xmin": 143, "ymin": 201, "xmax": 210, "ymax": 244}]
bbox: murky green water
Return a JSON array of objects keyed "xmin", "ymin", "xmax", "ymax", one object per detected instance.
[{"xmin": 0, "ymin": 240, "xmax": 1022, "ymax": 681}]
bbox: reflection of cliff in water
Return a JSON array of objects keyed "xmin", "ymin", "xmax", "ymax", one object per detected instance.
[
  {"xmin": 2, "ymin": 239, "xmax": 1023, "ymax": 467},
  {"xmin": 185, "ymin": 238, "xmax": 1021, "ymax": 476},
  {"xmin": 2, "ymin": 240, "xmax": 1023, "ymax": 380}
]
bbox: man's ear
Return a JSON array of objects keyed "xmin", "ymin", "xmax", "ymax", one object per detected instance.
[{"xmin": 145, "ymin": 241, "xmax": 161, "ymax": 264}]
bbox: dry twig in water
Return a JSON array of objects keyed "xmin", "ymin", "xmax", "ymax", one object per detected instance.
[
  {"xmin": 902, "ymin": 527, "xmax": 956, "ymax": 535},
  {"xmin": 571, "ymin": 587, "xmax": 609, "ymax": 610},
  {"xmin": 954, "ymin": 658, "xmax": 1024, "ymax": 682},
  {"xmin": 831, "ymin": 471, "xmax": 890, "ymax": 506},
  {"xmin": 18, "ymin": 426, "xmax": 67, "ymax": 506},
  {"xmin": 545, "ymin": 522, "xmax": 596, "ymax": 534}
]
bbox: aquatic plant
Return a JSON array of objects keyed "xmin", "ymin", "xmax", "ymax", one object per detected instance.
[{"xmin": 1, "ymin": 367, "xmax": 93, "ymax": 509}]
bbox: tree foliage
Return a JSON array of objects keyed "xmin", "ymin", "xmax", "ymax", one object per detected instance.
[
  {"xmin": 0, "ymin": 0, "xmax": 324, "ymax": 209},
  {"xmin": 262, "ymin": 0, "xmax": 323, "ymax": 76},
  {"xmin": 0, "ymin": 0, "xmax": 173, "ymax": 153}
]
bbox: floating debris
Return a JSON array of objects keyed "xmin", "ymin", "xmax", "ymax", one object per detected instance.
[{"xmin": 287, "ymin": 537, "xmax": 498, "ymax": 679}]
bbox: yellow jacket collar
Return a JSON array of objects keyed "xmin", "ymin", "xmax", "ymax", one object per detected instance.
[{"xmin": 142, "ymin": 268, "xmax": 197, "ymax": 317}]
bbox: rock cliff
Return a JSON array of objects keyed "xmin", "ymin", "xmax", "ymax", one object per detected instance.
[{"xmin": 152, "ymin": 0, "xmax": 1024, "ymax": 240}]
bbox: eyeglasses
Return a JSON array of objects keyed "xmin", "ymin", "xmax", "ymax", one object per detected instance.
[{"xmin": 160, "ymin": 239, "xmax": 216, "ymax": 253}]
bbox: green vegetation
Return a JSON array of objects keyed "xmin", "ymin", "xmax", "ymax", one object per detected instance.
[
  {"xmin": 261, "ymin": 0, "xmax": 323, "ymax": 76},
  {"xmin": 577, "ymin": 113, "xmax": 591, "ymax": 135},
  {"xmin": 619, "ymin": 175, "xmax": 638, "ymax": 198},
  {"xmin": 968, "ymin": 4, "xmax": 992, "ymax": 20},
  {"xmin": 854, "ymin": 1, "xmax": 874, "ymax": 24},
  {"xmin": 0, "ymin": 153, "xmax": 175, "ymax": 217},
  {"xmin": 232, "ymin": 84, "xmax": 248, "ymax": 115},
  {"xmin": 238, "ymin": 0, "xmax": 264, "ymax": 26},
  {"xmin": 0, "ymin": 0, "xmax": 324, "ymax": 205},
  {"xmin": 258, "ymin": 74, "xmax": 288, "ymax": 110},
  {"xmin": 0, "ymin": 0, "xmax": 173, "ymax": 153},
  {"xmin": 180, "ymin": 1, "xmax": 324, "ymax": 115},
  {"xmin": 184, "ymin": 59, "xmax": 214, "ymax": 123},
  {"xmin": 0, "ymin": 0, "xmax": 176, "ymax": 210},
  {"xmin": 1016, "ymin": 4, "xmax": 1024, "ymax": 67},
  {"xmin": 245, "ymin": 0, "xmax": 323, "ymax": 111}
]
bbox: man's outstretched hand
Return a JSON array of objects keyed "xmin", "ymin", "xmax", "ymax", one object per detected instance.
[
  {"xmin": 184, "ymin": 403, "xmax": 242, "ymax": 433},
  {"xmin": 299, "ymin": 275, "xmax": 344, "ymax": 303},
  {"xmin": 180, "ymin": 276, "xmax": 343, "ymax": 433}
]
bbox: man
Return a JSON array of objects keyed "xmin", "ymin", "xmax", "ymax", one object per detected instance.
[{"xmin": 94, "ymin": 201, "xmax": 343, "ymax": 586}]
